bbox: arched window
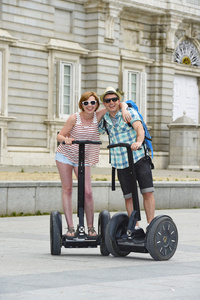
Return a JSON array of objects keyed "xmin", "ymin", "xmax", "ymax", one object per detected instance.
[{"xmin": 174, "ymin": 40, "xmax": 200, "ymax": 66}]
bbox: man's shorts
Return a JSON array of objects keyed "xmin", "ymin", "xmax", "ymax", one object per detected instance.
[{"xmin": 117, "ymin": 157, "xmax": 155, "ymax": 199}]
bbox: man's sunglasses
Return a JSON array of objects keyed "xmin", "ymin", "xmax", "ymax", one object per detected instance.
[
  {"xmin": 82, "ymin": 100, "xmax": 97, "ymax": 106},
  {"xmin": 103, "ymin": 97, "xmax": 118, "ymax": 103}
]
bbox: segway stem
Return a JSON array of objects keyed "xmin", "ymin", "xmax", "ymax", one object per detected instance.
[
  {"xmin": 77, "ymin": 142, "xmax": 85, "ymax": 227},
  {"xmin": 107, "ymin": 143, "xmax": 141, "ymax": 236},
  {"xmin": 62, "ymin": 140, "xmax": 102, "ymax": 235},
  {"xmin": 73, "ymin": 140, "xmax": 102, "ymax": 234},
  {"xmin": 126, "ymin": 146, "xmax": 141, "ymax": 221}
]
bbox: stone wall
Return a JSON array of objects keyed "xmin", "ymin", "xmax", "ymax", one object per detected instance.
[{"xmin": 0, "ymin": 181, "xmax": 200, "ymax": 216}]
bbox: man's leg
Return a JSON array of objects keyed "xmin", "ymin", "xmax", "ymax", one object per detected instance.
[
  {"xmin": 142, "ymin": 192, "xmax": 155, "ymax": 224},
  {"xmin": 125, "ymin": 197, "xmax": 133, "ymax": 217},
  {"xmin": 135, "ymin": 157, "xmax": 155, "ymax": 225},
  {"xmin": 125, "ymin": 197, "xmax": 140, "ymax": 227},
  {"xmin": 117, "ymin": 168, "xmax": 140, "ymax": 226}
]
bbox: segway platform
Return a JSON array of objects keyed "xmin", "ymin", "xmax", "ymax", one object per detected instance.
[{"xmin": 62, "ymin": 232, "xmax": 100, "ymax": 248}]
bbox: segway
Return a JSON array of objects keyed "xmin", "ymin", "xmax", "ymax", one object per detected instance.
[
  {"xmin": 105, "ymin": 143, "xmax": 178, "ymax": 260},
  {"xmin": 50, "ymin": 140, "xmax": 110, "ymax": 256}
]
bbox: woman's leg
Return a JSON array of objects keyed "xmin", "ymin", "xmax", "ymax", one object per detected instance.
[
  {"xmin": 56, "ymin": 160, "xmax": 74, "ymax": 235},
  {"xmin": 74, "ymin": 166, "xmax": 96, "ymax": 236}
]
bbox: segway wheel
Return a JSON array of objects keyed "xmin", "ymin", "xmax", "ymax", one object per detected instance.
[
  {"xmin": 98, "ymin": 210, "xmax": 111, "ymax": 256},
  {"xmin": 50, "ymin": 210, "xmax": 62, "ymax": 255},
  {"xmin": 146, "ymin": 216, "xmax": 178, "ymax": 261},
  {"xmin": 105, "ymin": 213, "xmax": 130, "ymax": 257}
]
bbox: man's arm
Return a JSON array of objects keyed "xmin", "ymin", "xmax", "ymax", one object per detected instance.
[{"xmin": 131, "ymin": 121, "xmax": 145, "ymax": 151}]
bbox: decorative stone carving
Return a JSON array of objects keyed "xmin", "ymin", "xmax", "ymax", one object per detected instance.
[
  {"xmin": 84, "ymin": 0, "xmax": 105, "ymax": 13},
  {"xmin": 191, "ymin": 24, "xmax": 200, "ymax": 39},
  {"xmin": 174, "ymin": 39, "xmax": 200, "ymax": 66},
  {"xmin": 165, "ymin": 15, "xmax": 183, "ymax": 52},
  {"xmin": 104, "ymin": 3, "xmax": 123, "ymax": 42},
  {"xmin": 175, "ymin": 29, "xmax": 185, "ymax": 43}
]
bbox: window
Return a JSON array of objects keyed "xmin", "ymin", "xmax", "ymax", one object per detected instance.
[
  {"xmin": 61, "ymin": 63, "xmax": 71, "ymax": 116},
  {"xmin": 127, "ymin": 72, "xmax": 138, "ymax": 102},
  {"xmin": 54, "ymin": 61, "xmax": 80, "ymax": 119},
  {"xmin": 47, "ymin": 38, "xmax": 87, "ymax": 123},
  {"xmin": 174, "ymin": 39, "xmax": 200, "ymax": 66},
  {"xmin": 123, "ymin": 69, "xmax": 147, "ymax": 121}
]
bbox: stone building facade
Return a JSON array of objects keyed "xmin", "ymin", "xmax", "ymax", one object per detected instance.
[{"xmin": 0, "ymin": 0, "xmax": 200, "ymax": 168}]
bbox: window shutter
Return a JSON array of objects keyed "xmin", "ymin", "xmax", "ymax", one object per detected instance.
[
  {"xmin": 123, "ymin": 69, "xmax": 128, "ymax": 102},
  {"xmin": 0, "ymin": 51, "xmax": 2, "ymax": 113},
  {"xmin": 74, "ymin": 63, "xmax": 81, "ymax": 113},
  {"xmin": 140, "ymin": 72, "xmax": 147, "ymax": 122}
]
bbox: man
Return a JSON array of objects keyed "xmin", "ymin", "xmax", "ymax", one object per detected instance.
[{"xmin": 98, "ymin": 86, "xmax": 155, "ymax": 227}]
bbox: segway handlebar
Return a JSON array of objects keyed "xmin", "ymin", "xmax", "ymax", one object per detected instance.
[
  {"xmin": 62, "ymin": 140, "xmax": 102, "ymax": 145},
  {"xmin": 108, "ymin": 143, "xmax": 130, "ymax": 149},
  {"xmin": 108, "ymin": 143, "xmax": 142, "ymax": 150}
]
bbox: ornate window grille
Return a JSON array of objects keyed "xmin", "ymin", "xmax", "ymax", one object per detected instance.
[
  {"xmin": 174, "ymin": 40, "xmax": 200, "ymax": 67},
  {"xmin": 186, "ymin": 0, "xmax": 200, "ymax": 6}
]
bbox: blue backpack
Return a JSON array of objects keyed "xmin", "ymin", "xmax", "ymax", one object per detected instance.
[{"xmin": 126, "ymin": 100, "xmax": 153, "ymax": 158}]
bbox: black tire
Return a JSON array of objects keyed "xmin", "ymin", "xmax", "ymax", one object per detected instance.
[
  {"xmin": 98, "ymin": 210, "xmax": 111, "ymax": 256},
  {"xmin": 146, "ymin": 215, "xmax": 178, "ymax": 261},
  {"xmin": 50, "ymin": 210, "xmax": 62, "ymax": 255},
  {"xmin": 105, "ymin": 213, "xmax": 130, "ymax": 257}
]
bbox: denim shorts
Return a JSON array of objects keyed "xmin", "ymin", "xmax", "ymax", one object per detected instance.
[
  {"xmin": 55, "ymin": 152, "xmax": 89, "ymax": 167},
  {"xmin": 55, "ymin": 152, "xmax": 79, "ymax": 167},
  {"xmin": 117, "ymin": 157, "xmax": 155, "ymax": 199}
]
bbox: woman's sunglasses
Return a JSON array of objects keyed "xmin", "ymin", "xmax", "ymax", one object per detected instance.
[
  {"xmin": 103, "ymin": 97, "xmax": 118, "ymax": 104},
  {"xmin": 82, "ymin": 100, "xmax": 97, "ymax": 106}
]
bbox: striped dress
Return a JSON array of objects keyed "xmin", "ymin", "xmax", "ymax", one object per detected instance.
[{"xmin": 56, "ymin": 112, "xmax": 100, "ymax": 166}]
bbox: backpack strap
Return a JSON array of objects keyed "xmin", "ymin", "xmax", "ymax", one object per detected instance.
[
  {"xmin": 103, "ymin": 119, "xmax": 111, "ymax": 164},
  {"xmin": 103, "ymin": 119, "xmax": 116, "ymax": 190},
  {"xmin": 103, "ymin": 118, "xmax": 109, "ymax": 135},
  {"xmin": 112, "ymin": 167, "xmax": 116, "ymax": 191}
]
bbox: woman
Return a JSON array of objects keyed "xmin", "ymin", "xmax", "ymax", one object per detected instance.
[{"xmin": 56, "ymin": 91, "xmax": 130, "ymax": 237}]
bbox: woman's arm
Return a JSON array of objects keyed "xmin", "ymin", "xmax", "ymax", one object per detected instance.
[
  {"xmin": 96, "ymin": 108, "xmax": 107, "ymax": 123},
  {"xmin": 120, "ymin": 102, "xmax": 132, "ymax": 123},
  {"xmin": 96, "ymin": 102, "xmax": 131, "ymax": 123},
  {"xmin": 57, "ymin": 114, "xmax": 76, "ymax": 145}
]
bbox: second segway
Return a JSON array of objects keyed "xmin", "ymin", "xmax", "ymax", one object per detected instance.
[{"xmin": 105, "ymin": 143, "xmax": 178, "ymax": 261}]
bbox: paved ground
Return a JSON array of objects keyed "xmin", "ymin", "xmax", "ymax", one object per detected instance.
[
  {"xmin": 0, "ymin": 209, "xmax": 200, "ymax": 299},
  {"xmin": 1, "ymin": 165, "xmax": 200, "ymax": 181}
]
